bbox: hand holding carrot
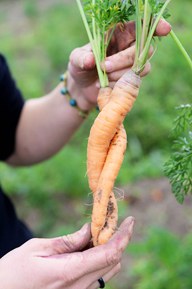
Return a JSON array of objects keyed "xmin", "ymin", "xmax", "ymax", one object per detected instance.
[
  {"xmin": 0, "ymin": 218, "xmax": 134, "ymax": 289},
  {"xmin": 67, "ymin": 19, "xmax": 171, "ymax": 112}
]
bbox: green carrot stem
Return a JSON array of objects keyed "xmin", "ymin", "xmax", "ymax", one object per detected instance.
[
  {"xmin": 134, "ymin": 0, "xmax": 142, "ymax": 68},
  {"xmin": 140, "ymin": 0, "xmax": 151, "ymax": 53},
  {"xmin": 134, "ymin": 0, "xmax": 172, "ymax": 73},
  {"xmin": 106, "ymin": 25, "xmax": 116, "ymax": 48},
  {"xmin": 170, "ymin": 30, "xmax": 192, "ymax": 70},
  {"xmin": 76, "ymin": 0, "xmax": 106, "ymax": 87}
]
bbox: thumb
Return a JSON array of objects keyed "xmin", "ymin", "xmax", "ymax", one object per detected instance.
[
  {"xmin": 59, "ymin": 223, "xmax": 91, "ymax": 253},
  {"xmin": 26, "ymin": 223, "xmax": 91, "ymax": 256},
  {"xmin": 69, "ymin": 44, "xmax": 95, "ymax": 71}
]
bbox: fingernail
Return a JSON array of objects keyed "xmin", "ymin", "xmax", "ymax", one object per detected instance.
[{"xmin": 104, "ymin": 61, "xmax": 113, "ymax": 72}]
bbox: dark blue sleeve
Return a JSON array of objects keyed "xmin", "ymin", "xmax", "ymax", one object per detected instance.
[
  {"xmin": 0, "ymin": 188, "xmax": 33, "ymax": 257},
  {"xmin": 0, "ymin": 54, "xmax": 25, "ymax": 160}
]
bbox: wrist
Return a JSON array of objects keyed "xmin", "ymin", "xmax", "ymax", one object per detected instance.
[{"xmin": 66, "ymin": 71, "xmax": 96, "ymax": 112}]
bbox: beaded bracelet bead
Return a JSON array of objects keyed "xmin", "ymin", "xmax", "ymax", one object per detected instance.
[{"xmin": 60, "ymin": 72, "xmax": 89, "ymax": 119}]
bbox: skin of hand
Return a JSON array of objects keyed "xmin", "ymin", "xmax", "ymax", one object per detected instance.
[
  {"xmin": 67, "ymin": 19, "xmax": 171, "ymax": 111},
  {"xmin": 0, "ymin": 217, "xmax": 135, "ymax": 289}
]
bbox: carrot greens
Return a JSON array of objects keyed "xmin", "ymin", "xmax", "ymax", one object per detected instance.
[
  {"xmin": 131, "ymin": 0, "xmax": 172, "ymax": 74},
  {"xmin": 76, "ymin": 0, "xmax": 132, "ymax": 87},
  {"xmin": 164, "ymin": 105, "xmax": 192, "ymax": 204}
]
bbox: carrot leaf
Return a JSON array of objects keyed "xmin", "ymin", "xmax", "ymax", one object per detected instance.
[
  {"xmin": 164, "ymin": 105, "xmax": 192, "ymax": 204},
  {"xmin": 132, "ymin": 0, "xmax": 172, "ymax": 74},
  {"xmin": 76, "ymin": 0, "xmax": 135, "ymax": 87}
]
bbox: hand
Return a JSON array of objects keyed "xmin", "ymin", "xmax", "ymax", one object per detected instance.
[
  {"xmin": 0, "ymin": 217, "xmax": 135, "ymax": 289},
  {"xmin": 67, "ymin": 19, "xmax": 171, "ymax": 111}
]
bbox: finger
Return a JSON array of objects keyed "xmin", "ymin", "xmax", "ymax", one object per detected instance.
[
  {"xmin": 140, "ymin": 62, "xmax": 151, "ymax": 77},
  {"xmin": 79, "ymin": 217, "xmax": 135, "ymax": 274},
  {"xmin": 97, "ymin": 80, "xmax": 117, "ymax": 89},
  {"xmin": 110, "ymin": 216, "xmax": 135, "ymax": 244},
  {"xmin": 81, "ymin": 264, "xmax": 118, "ymax": 289},
  {"xmin": 108, "ymin": 21, "xmax": 136, "ymax": 54},
  {"xmin": 96, "ymin": 80, "xmax": 119, "ymax": 89},
  {"xmin": 49, "ymin": 257, "xmax": 115, "ymax": 285},
  {"xmin": 108, "ymin": 81, "xmax": 116, "ymax": 89},
  {"xmin": 109, "ymin": 62, "xmax": 151, "ymax": 85},
  {"xmin": 25, "ymin": 223, "xmax": 91, "ymax": 255},
  {"xmin": 69, "ymin": 44, "xmax": 95, "ymax": 71},
  {"xmin": 155, "ymin": 19, "xmax": 171, "ymax": 36},
  {"xmin": 108, "ymin": 19, "xmax": 171, "ymax": 56},
  {"xmin": 108, "ymin": 68, "xmax": 132, "ymax": 82},
  {"xmin": 88, "ymin": 263, "xmax": 121, "ymax": 289},
  {"xmin": 103, "ymin": 44, "xmax": 154, "ymax": 75},
  {"xmin": 102, "ymin": 46, "xmax": 135, "ymax": 73}
]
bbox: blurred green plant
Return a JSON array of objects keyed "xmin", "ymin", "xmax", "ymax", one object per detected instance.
[
  {"xmin": 23, "ymin": 0, "xmax": 38, "ymax": 18},
  {"xmin": 127, "ymin": 227, "xmax": 192, "ymax": 289}
]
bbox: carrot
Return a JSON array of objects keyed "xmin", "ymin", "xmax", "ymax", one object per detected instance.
[
  {"xmin": 87, "ymin": 87, "xmax": 112, "ymax": 193},
  {"xmin": 97, "ymin": 193, "xmax": 118, "ymax": 245},
  {"xmin": 87, "ymin": 87, "xmax": 118, "ymax": 245},
  {"xmin": 91, "ymin": 125, "xmax": 127, "ymax": 245},
  {"xmin": 88, "ymin": 86, "xmax": 127, "ymax": 245},
  {"xmin": 88, "ymin": 70, "xmax": 141, "ymax": 245}
]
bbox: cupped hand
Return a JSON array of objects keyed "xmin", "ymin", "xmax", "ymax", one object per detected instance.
[
  {"xmin": 67, "ymin": 19, "xmax": 171, "ymax": 110},
  {"xmin": 0, "ymin": 217, "xmax": 135, "ymax": 289}
]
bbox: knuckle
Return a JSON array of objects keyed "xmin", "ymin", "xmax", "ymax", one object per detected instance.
[
  {"xmin": 128, "ymin": 54, "xmax": 135, "ymax": 67},
  {"xmin": 28, "ymin": 238, "xmax": 40, "ymax": 246},
  {"xmin": 118, "ymin": 50, "xmax": 126, "ymax": 60},
  {"xmin": 108, "ymin": 71, "xmax": 117, "ymax": 82},
  {"xmin": 23, "ymin": 237, "xmax": 47, "ymax": 251},
  {"xmin": 106, "ymin": 245, "xmax": 121, "ymax": 266},
  {"xmin": 61, "ymin": 234, "xmax": 76, "ymax": 252}
]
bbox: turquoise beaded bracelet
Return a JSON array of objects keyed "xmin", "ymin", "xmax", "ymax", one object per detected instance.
[{"xmin": 60, "ymin": 72, "xmax": 89, "ymax": 119}]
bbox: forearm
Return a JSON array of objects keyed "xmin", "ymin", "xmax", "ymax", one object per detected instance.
[{"xmin": 7, "ymin": 78, "xmax": 92, "ymax": 166}]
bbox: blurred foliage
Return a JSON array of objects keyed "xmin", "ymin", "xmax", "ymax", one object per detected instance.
[
  {"xmin": 127, "ymin": 227, "xmax": 192, "ymax": 289},
  {"xmin": 23, "ymin": 0, "xmax": 38, "ymax": 18}
]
